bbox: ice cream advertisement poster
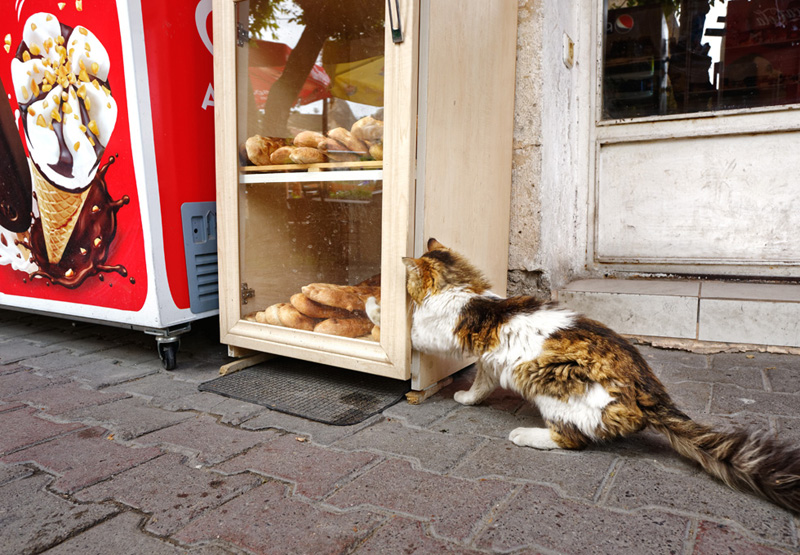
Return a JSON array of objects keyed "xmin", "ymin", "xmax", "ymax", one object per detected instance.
[{"xmin": 0, "ymin": 0, "xmax": 147, "ymax": 311}]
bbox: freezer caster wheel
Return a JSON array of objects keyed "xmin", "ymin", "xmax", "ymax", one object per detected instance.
[{"xmin": 157, "ymin": 338, "xmax": 180, "ymax": 371}]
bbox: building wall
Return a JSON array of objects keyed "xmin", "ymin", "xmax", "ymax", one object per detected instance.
[{"xmin": 508, "ymin": 0, "xmax": 587, "ymax": 298}]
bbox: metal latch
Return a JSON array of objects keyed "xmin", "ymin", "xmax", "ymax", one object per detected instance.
[
  {"xmin": 387, "ymin": 0, "xmax": 403, "ymax": 43},
  {"xmin": 241, "ymin": 283, "xmax": 255, "ymax": 304}
]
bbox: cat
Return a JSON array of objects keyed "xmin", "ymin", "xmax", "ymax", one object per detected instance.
[{"xmin": 403, "ymin": 238, "xmax": 800, "ymax": 514}]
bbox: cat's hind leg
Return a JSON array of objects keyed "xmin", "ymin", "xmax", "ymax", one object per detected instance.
[
  {"xmin": 509, "ymin": 421, "xmax": 591, "ymax": 450},
  {"xmin": 453, "ymin": 361, "xmax": 497, "ymax": 406}
]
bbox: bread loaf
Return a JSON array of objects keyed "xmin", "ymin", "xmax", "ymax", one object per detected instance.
[
  {"xmin": 278, "ymin": 303, "xmax": 319, "ymax": 331},
  {"xmin": 314, "ymin": 317, "xmax": 375, "ymax": 338},
  {"xmin": 318, "ymin": 137, "xmax": 360, "ymax": 162},
  {"xmin": 245, "ymin": 135, "xmax": 284, "ymax": 166},
  {"xmin": 257, "ymin": 303, "xmax": 285, "ymax": 326},
  {"xmin": 290, "ymin": 293, "xmax": 353, "ymax": 319},
  {"xmin": 368, "ymin": 141, "xmax": 383, "ymax": 161},
  {"xmin": 301, "ymin": 283, "xmax": 380, "ymax": 312},
  {"xmin": 351, "ymin": 116, "xmax": 384, "ymax": 141},
  {"xmin": 270, "ymin": 146, "xmax": 296, "ymax": 165},
  {"xmin": 293, "ymin": 130, "xmax": 325, "ymax": 148},
  {"xmin": 328, "ymin": 127, "xmax": 368, "ymax": 155},
  {"xmin": 289, "ymin": 147, "xmax": 326, "ymax": 165}
]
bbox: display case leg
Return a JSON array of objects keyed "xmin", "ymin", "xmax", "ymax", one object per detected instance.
[
  {"xmin": 219, "ymin": 353, "xmax": 272, "ymax": 376},
  {"xmin": 405, "ymin": 377, "xmax": 453, "ymax": 405}
]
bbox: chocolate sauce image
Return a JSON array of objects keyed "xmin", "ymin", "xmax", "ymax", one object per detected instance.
[
  {"xmin": 26, "ymin": 156, "xmax": 129, "ymax": 288},
  {"xmin": 0, "ymin": 79, "xmax": 32, "ymax": 233}
]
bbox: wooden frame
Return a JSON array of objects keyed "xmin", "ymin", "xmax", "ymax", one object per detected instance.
[{"xmin": 213, "ymin": 0, "xmax": 517, "ymax": 390}]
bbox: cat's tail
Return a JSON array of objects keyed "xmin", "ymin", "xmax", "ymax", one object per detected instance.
[{"xmin": 648, "ymin": 405, "xmax": 800, "ymax": 513}]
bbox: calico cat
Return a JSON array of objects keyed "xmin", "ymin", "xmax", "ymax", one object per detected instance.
[{"xmin": 403, "ymin": 238, "xmax": 800, "ymax": 514}]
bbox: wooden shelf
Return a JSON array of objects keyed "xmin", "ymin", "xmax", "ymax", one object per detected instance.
[{"xmin": 241, "ymin": 160, "xmax": 383, "ymax": 173}]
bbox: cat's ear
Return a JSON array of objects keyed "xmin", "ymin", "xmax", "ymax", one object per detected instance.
[
  {"xmin": 427, "ymin": 238, "xmax": 446, "ymax": 251},
  {"xmin": 402, "ymin": 257, "xmax": 419, "ymax": 273}
]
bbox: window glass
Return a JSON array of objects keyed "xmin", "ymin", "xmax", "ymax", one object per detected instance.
[{"xmin": 603, "ymin": 0, "xmax": 800, "ymax": 119}]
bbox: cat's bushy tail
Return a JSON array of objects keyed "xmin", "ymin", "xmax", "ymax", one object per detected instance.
[{"xmin": 648, "ymin": 405, "xmax": 800, "ymax": 513}]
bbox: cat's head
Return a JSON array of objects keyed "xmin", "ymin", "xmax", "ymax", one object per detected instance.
[{"xmin": 402, "ymin": 238, "xmax": 492, "ymax": 304}]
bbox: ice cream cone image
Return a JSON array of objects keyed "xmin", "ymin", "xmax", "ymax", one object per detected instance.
[
  {"xmin": 30, "ymin": 161, "xmax": 89, "ymax": 264},
  {"xmin": 9, "ymin": 12, "xmax": 118, "ymax": 270}
]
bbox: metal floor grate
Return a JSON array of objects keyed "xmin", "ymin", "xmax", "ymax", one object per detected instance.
[{"xmin": 199, "ymin": 357, "xmax": 410, "ymax": 426}]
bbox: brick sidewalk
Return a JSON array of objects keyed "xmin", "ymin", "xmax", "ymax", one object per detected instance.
[{"xmin": 0, "ymin": 309, "xmax": 798, "ymax": 554}]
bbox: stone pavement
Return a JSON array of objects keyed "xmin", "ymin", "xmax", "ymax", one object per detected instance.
[{"xmin": 0, "ymin": 308, "xmax": 799, "ymax": 554}]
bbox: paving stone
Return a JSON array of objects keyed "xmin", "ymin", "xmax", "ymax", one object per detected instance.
[
  {"xmin": 214, "ymin": 434, "xmax": 378, "ymax": 499},
  {"xmin": 452, "ymin": 437, "xmax": 618, "ymax": 501},
  {"xmin": 0, "ymin": 461, "xmax": 33, "ymax": 485},
  {"xmin": 75, "ymin": 452, "xmax": 261, "ymax": 536},
  {"xmin": 474, "ymin": 483, "xmax": 689, "ymax": 554},
  {"xmin": 764, "ymin": 364, "xmax": 800, "ymax": 394},
  {"xmin": 106, "ymin": 373, "xmax": 207, "ymax": 408},
  {"xmin": 691, "ymin": 520, "xmax": 794, "ymax": 555},
  {"xmin": 174, "ymin": 481, "xmax": 384, "ymax": 554},
  {"xmin": 433, "ymin": 403, "xmax": 545, "ymax": 440},
  {"xmin": 352, "ymin": 517, "xmax": 483, "ymax": 554},
  {"xmin": 0, "ymin": 406, "xmax": 85, "ymax": 455},
  {"xmin": 603, "ymin": 458, "xmax": 796, "ymax": 546},
  {"xmin": 62, "ymin": 358, "xmax": 162, "ymax": 388},
  {"xmin": 2, "ymin": 426, "xmax": 162, "ymax": 493},
  {"xmin": 9, "ymin": 380, "xmax": 128, "ymax": 415},
  {"xmin": 134, "ymin": 414, "xmax": 280, "ymax": 466},
  {"xmin": 241, "ymin": 409, "xmax": 381, "ymax": 445},
  {"xmin": 382, "ymin": 392, "xmax": 460, "ymax": 428},
  {"xmin": 664, "ymin": 380, "xmax": 712, "ymax": 413},
  {"xmin": 327, "ymin": 458, "xmax": 515, "ymax": 542},
  {"xmin": 774, "ymin": 417, "xmax": 800, "ymax": 444},
  {"xmin": 0, "ymin": 368, "xmax": 69, "ymax": 399},
  {"xmin": 710, "ymin": 384, "xmax": 800, "ymax": 418},
  {"xmin": 0, "ymin": 473, "xmax": 118, "ymax": 554},
  {"xmin": 12, "ymin": 349, "xmax": 105, "ymax": 374},
  {"xmin": 0, "ymin": 341, "xmax": 67, "ymax": 365},
  {"xmin": 639, "ymin": 345, "xmax": 709, "ymax": 376},
  {"xmin": 42, "ymin": 512, "xmax": 189, "ymax": 555},
  {"xmin": 206, "ymin": 397, "xmax": 266, "ymax": 426},
  {"xmin": 333, "ymin": 417, "xmax": 484, "ymax": 473},
  {"xmin": 712, "ymin": 352, "xmax": 798, "ymax": 374},
  {"xmin": 60, "ymin": 397, "xmax": 194, "ymax": 440}
]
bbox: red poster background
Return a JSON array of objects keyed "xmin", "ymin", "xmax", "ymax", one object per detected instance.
[
  {"xmin": 141, "ymin": 0, "xmax": 216, "ymax": 310},
  {"xmin": 0, "ymin": 0, "xmax": 147, "ymax": 311}
]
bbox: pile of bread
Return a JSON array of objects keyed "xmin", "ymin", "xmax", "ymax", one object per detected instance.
[
  {"xmin": 244, "ymin": 115, "xmax": 383, "ymax": 166},
  {"xmin": 247, "ymin": 278, "xmax": 380, "ymax": 341}
]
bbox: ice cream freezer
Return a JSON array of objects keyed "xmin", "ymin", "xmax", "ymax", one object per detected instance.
[
  {"xmin": 213, "ymin": 0, "xmax": 518, "ymax": 391},
  {"xmin": 0, "ymin": 0, "xmax": 218, "ymax": 369}
]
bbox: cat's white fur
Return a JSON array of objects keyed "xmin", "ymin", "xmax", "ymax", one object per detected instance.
[{"xmin": 412, "ymin": 287, "xmax": 615, "ymax": 449}]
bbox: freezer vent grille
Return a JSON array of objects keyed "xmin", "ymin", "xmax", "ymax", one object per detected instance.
[{"xmin": 181, "ymin": 201, "xmax": 219, "ymax": 314}]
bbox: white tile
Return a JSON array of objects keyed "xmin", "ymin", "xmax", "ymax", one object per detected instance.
[
  {"xmin": 558, "ymin": 291, "xmax": 698, "ymax": 339},
  {"xmin": 701, "ymin": 281, "xmax": 800, "ymax": 303},
  {"xmin": 698, "ymin": 299, "xmax": 800, "ymax": 347},
  {"xmin": 560, "ymin": 279, "xmax": 700, "ymax": 297}
]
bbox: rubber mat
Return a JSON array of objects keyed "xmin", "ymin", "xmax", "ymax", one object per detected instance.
[{"xmin": 198, "ymin": 357, "xmax": 410, "ymax": 426}]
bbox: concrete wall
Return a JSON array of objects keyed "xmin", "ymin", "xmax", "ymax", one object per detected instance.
[{"xmin": 507, "ymin": 0, "xmax": 587, "ymax": 297}]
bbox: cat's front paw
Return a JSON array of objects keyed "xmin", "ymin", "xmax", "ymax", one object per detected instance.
[
  {"xmin": 453, "ymin": 390, "xmax": 480, "ymax": 405},
  {"xmin": 509, "ymin": 427, "xmax": 560, "ymax": 450}
]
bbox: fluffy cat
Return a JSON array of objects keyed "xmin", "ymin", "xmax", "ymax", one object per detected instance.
[{"xmin": 403, "ymin": 238, "xmax": 800, "ymax": 513}]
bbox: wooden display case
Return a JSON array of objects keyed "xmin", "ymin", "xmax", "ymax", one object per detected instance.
[{"xmin": 213, "ymin": 0, "xmax": 517, "ymax": 391}]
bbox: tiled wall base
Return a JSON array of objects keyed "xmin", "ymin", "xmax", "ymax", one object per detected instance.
[{"xmin": 556, "ymin": 279, "xmax": 800, "ymax": 348}]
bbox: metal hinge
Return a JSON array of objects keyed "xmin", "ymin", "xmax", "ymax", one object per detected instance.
[
  {"xmin": 237, "ymin": 22, "xmax": 248, "ymax": 47},
  {"xmin": 241, "ymin": 282, "xmax": 255, "ymax": 304},
  {"xmin": 387, "ymin": 0, "xmax": 403, "ymax": 43}
]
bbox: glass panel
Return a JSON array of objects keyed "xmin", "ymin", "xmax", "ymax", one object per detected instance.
[
  {"xmin": 603, "ymin": 0, "xmax": 800, "ymax": 119},
  {"xmin": 234, "ymin": 1, "xmax": 385, "ymax": 341},
  {"xmin": 236, "ymin": 0, "xmax": 385, "ymax": 164},
  {"xmin": 238, "ymin": 178, "xmax": 382, "ymax": 341}
]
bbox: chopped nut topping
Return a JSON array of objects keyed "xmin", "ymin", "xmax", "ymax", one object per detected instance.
[
  {"xmin": 91, "ymin": 205, "xmax": 99, "ymax": 212},
  {"xmin": 51, "ymin": 108, "xmax": 61, "ymax": 123},
  {"xmin": 36, "ymin": 114, "xmax": 47, "ymax": 127},
  {"xmin": 78, "ymin": 69, "xmax": 89, "ymax": 82},
  {"xmin": 28, "ymin": 107, "xmax": 36, "ymax": 116},
  {"xmin": 29, "ymin": 43, "xmax": 40, "ymax": 56},
  {"xmin": 62, "ymin": 102, "xmax": 72, "ymax": 114},
  {"xmin": 65, "ymin": 269, "xmax": 74, "ymax": 277},
  {"xmin": 31, "ymin": 23, "xmax": 37, "ymax": 31},
  {"xmin": 58, "ymin": 2, "xmax": 66, "ymax": 10},
  {"xmin": 91, "ymin": 62, "xmax": 99, "ymax": 74},
  {"xmin": 93, "ymin": 237, "xmax": 101, "ymax": 247},
  {"xmin": 84, "ymin": 97, "xmax": 91, "ymax": 111},
  {"xmin": 88, "ymin": 120, "xmax": 99, "ymax": 135},
  {"xmin": 73, "ymin": 141, "xmax": 80, "ymax": 151},
  {"xmin": 76, "ymin": 0, "xmax": 83, "ymax": 11},
  {"xmin": 21, "ymin": 85, "xmax": 29, "ymax": 101},
  {"xmin": 3, "ymin": 34, "xmax": 10, "ymax": 45},
  {"xmin": 22, "ymin": 50, "xmax": 31, "ymax": 62},
  {"xmin": 79, "ymin": 27, "xmax": 88, "ymax": 36},
  {"xmin": 30, "ymin": 79, "xmax": 39, "ymax": 97},
  {"xmin": 80, "ymin": 247, "xmax": 87, "ymax": 254},
  {"xmin": 43, "ymin": 37, "xmax": 53, "ymax": 54}
]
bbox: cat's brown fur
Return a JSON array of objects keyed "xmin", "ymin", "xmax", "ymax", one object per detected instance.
[{"xmin": 404, "ymin": 238, "xmax": 800, "ymax": 513}]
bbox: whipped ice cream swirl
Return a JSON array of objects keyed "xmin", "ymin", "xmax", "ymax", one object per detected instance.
[{"xmin": 10, "ymin": 12, "xmax": 117, "ymax": 192}]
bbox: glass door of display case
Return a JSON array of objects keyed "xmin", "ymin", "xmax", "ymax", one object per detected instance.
[{"xmin": 214, "ymin": 0, "xmax": 419, "ymax": 379}]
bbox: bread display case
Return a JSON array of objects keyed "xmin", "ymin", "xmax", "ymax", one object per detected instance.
[{"xmin": 213, "ymin": 0, "xmax": 517, "ymax": 391}]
